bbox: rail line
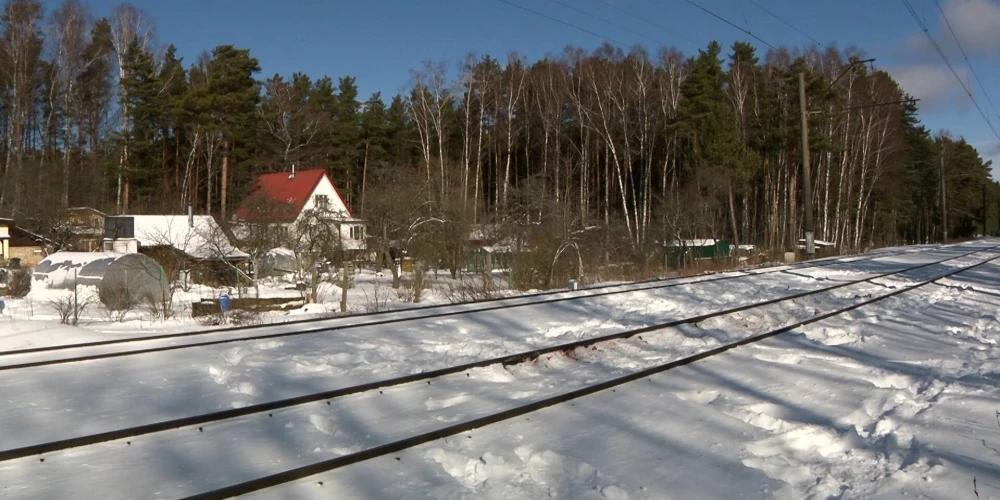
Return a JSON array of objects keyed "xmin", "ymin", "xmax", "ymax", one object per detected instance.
[
  {"xmin": 0, "ymin": 245, "xmax": 937, "ymax": 371},
  {"xmin": 183, "ymin": 246, "xmax": 1000, "ymax": 499},
  {"xmin": 0, "ymin": 243, "xmax": 990, "ymax": 465}
]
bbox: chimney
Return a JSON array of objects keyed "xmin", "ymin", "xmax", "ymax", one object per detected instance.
[
  {"xmin": 188, "ymin": 202, "xmax": 194, "ymax": 228},
  {"xmin": 289, "ymin": 164, "xmax": 296, "ymax": 180}
]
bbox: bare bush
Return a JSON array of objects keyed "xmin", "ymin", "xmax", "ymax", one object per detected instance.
[
  {"xmin": 362, "ymin": 281, "xmax": 391, "ymax": 313},
  {"xmin": 507, "ymin": 250, "xmax": 546, "ymax": 290},
  {"xmin": 48, "ymin": 288, "xmax": 93, "ymax": 325},
  {"xmin": 142, "ymin": 289, "xmax": 174, "ymax": 321},
  {"xmin": 396, "ymin": 279, "xmax": 416, "ymax": 303},
  {"xmin": 101, "ymin": 283, "xmax": 136, "ymax": 322},
  {"xmin": 443, "ymin": 276, "xmax": 500, "ymax": 304},
  {"xmin": 196, "ymin": 308, "xmax": 262, "ymax": 326},
  {"xmin": 197, "ymin": 312, "xmax": 224, "ymax": 326},
  {"xmin": 50, "ymin": 294, "xmax": 75, "ymax": 324},
  {"xmin": 229, "ymin": 309, "xmax": 263, "ymax": 326}
]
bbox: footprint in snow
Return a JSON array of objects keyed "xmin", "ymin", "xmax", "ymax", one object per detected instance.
[
  {"xmin": 231, "ymin": 382, "xmax": 256, "ymax": 396},
  {"xmin": 207, "ymin": 365, "xmax": 230, "ymax": 385}
]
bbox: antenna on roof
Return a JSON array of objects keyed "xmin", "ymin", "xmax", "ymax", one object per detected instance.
[{"xmin": 290, "ymin": 164, "xmax": 295, "ymax": 180}]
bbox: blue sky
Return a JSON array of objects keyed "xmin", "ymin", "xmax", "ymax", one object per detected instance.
[{"xmin": 45, "ymin": 0, "xmax": 1000, "ymax": 176}]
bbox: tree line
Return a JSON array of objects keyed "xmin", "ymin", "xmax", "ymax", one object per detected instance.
[{"xmin": 0, "ymin": 0, "xmax": 994, "ymax": 269}]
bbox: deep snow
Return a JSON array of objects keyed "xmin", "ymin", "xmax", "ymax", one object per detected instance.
[{"xmin": 0, "ymin": 241, "xmax": 997, "ymax": 499}]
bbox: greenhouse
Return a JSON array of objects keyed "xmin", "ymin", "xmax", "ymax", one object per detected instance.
[{"xmin": 33, "ymin": 252, "xmax": 168, "ymax": 306}]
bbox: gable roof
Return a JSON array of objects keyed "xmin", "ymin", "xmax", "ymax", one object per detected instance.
[
  {"xmin": 0, "ymin": 219, "xmax": 56, "ymax": 247},
  {"xmin": 235, "ymin": 169, "xmax": 350, "ymax": 222}
]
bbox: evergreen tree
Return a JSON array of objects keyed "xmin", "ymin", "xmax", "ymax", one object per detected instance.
[
  {"xmin": 159, "ymin": 44, "xmax": 187, "ymax": 201},
  {"xmin": 385, "ymin": 94, "xmax": 415, "ymax": 166},
  {"xmin": 330, "ymin": 76, "xmax": 361, "ymax": 207},
  {"xmin": 118, "ymin": 36, "xmax": 162, "ymax": 209},
  {"xmin": 205, "ymin": 44, "xmax": 260, "ymax": 220},
  {"xmin": 359, "ymin": 91, "xmax": 389, "ymax": 216},
  {"xmin": 677, "ymin": 41, "xmax": 744, "ymax": 242}
]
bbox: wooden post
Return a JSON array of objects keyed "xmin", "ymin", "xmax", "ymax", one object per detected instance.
[
  {"xmin": 340, "ymin": 258, "xmax": 348, "ymax": 313},
  {"xmin": 799, "ymin": 72, "xmax": 815, "ymax": 259},
  {"xmin": 941, "ymin": 145, "xmax": 947, "ymax": 243}
]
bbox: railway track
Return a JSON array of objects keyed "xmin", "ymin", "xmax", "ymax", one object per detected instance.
[
  {"xmin": 0, "ymin": 244, "xmax": 993, "ymax": 499},
  {"xmin": 189, "ymin": 247, "xmax": 1000, "ymax": 499},
  {"xmin": 0, "ymin": 244, "xmax": 938, "ymax": 371}
]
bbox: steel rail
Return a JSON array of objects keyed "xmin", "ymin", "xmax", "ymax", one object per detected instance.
[
  {"xmin": 0, "ymin": 246, "xmax": 928, "ymax": 369},
  {"xmin": 0, "ymin": 244, "xmax": 989, "ymax": 464},
  {"xmin": 184, "ymin": 249, "xmax": 1000, "ymax": 499}
]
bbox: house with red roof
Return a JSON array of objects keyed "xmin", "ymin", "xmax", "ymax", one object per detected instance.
[{"xmin": 234, "ymin": 168, "xmax": 365, "ymax": 251}]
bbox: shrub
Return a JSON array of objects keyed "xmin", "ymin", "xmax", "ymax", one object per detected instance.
[
  {"xmin": 362, "ymin": 282, "xmax": 391, "ymax": 313},
  {"xmin": 443, "ymin": 276, "xmax": 500, "ymax": 304},
  {"xmin": 101, "ymin": 283, "xmax": 136, "ymax": 322},
  {"xmin": 6, "ymin": 269, "xmax": 31, "ymax": 298},
  {"xmin": 49, "ymin": 288, "xmax": 93, "ymax": 325}
]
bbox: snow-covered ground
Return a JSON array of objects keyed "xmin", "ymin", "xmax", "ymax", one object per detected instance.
[
  {"xmin": 0, "ymin": 266, "xmax": 527, "ymax": 341},
  {"xmin": 0, "ymin": 241, "xmax": 997, "ymax": 499}
]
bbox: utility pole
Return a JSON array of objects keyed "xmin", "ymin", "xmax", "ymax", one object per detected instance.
[
  {"xmin": 791, "ymin": 58, "xmax": 874, "ymax": 258},
  {"xmin": 940, "ymin": 144, "xmax": 947, "ymax": 243},
  {"xmin": 799, "ymin": 72, "xmax": 815, "ymax": 258}
]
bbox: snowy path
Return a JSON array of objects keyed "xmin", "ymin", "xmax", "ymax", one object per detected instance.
[
  {"xmin": 0, "ymin": 243, "xmax": 995, "ymax": 498},
  {"xmin": 0, "ymin": 245, "xmax": 972, "ymax": 458}
]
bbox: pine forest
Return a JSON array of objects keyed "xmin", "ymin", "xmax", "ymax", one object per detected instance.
[{"xmin": 0, "ymin": 0, "xmax": 995, "ymax": 279}]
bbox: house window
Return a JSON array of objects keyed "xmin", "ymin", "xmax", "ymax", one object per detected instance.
[
  {"xmin": 315, "ymin": 195, "xmax": 329, "ymax": 209},
  {"xmin": 350, "ymin": 226, "xmax": 363, "ymax": 240}
]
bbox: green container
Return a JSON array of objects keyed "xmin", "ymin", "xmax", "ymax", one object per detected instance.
[{"xmin": 665, "ymin": 240, "xmax": 731, "ymax": 267}]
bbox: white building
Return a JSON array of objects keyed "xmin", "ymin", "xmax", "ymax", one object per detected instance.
[
  {"xmin": 103, "ymin": 214, "xmax": 248, "ymax": 261},
  {"xmin": 234, "ymin": 168, "xmax": 365, "ymax": 251}
]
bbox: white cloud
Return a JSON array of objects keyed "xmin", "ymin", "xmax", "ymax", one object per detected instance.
[
  {"xmin": 888, "ymin": 64, "xmax": 971, "ymax": 112},
  {"xmin": 906, "ymin": 0, "xmax": 1000, "ymax": 59}
]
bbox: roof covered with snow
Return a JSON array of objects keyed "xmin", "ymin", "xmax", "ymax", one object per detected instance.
[
  {"xmin": 798, "ymin": 238, "xmax": 836, "ymax": 247},
  {"xmin": 667, "ymin": 239, "xmax": 727, "ymax": 247},
  {"xmin": 32, "ymin": 251, "xmax": 165, "ymax": 294},
  {"xmin": 129, "ymin": 215, "xmax": 248, "ymax": 260}
]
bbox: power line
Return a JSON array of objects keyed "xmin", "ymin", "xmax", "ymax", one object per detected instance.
[
  {"xmin": 747, "ymin": 0, "xmax": 825, "ymax": 47},
  {"xmin": 543, "ymin": 0, "xmax": 669, "ymax": 49},
  {"xmin": 932, "ymin": 0, "xmax": 1000, "ymax": 124},
  {"xmin": 901, "ymin": 0, "xmax": 1000, "ymax": 141},
  {"xmin": 683, "ymin": 0, "xmax": 776, "ymax": 50},
  {"xmin": 811, "ymin": 98, "xmax": 922, "ymax": 114},
  {"xmin": 592, "ymin": 0, "xmax": 698, "ymax": 46},
  {"xmin": 495, "ymin": 0, "xmax": 627, "ymax": 48},
  {"xmin": 739, "ymin": 0, "xmax": 752, "ymax": 35}
]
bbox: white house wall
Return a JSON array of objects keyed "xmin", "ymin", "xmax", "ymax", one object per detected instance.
[
  {"xmin": 292, "ymin": 175, "xmax": 366, "ymax": 250},
  {"xmin": 0, "ymin": 223, "xmax": 9, "ymax": 261},
  {"xmin": 298, "ymin": 176, "xmax": 351, "ymax": 219}
]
